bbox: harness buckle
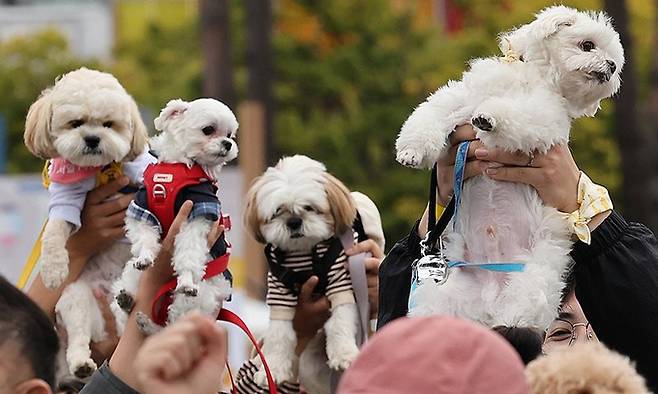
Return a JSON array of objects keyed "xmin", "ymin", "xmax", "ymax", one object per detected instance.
[{"xmin": 152, "ymin": 183, "xmax": 167, "ymax": 200}]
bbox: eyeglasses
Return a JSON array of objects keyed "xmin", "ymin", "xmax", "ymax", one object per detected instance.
[{"xmin": 543, "ymin": 318, "xmax": 596, "ymax": 352}]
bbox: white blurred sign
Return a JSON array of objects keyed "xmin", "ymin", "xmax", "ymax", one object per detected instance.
[{"xmin": 0, "ymin": 175, "xmax": 49, "ymax": 283}]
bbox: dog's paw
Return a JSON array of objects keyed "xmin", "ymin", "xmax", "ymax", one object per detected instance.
[
  {"xmin": 255, "ymin": 363, "xmax": 294, "ymax": 386},
  {"xmin": 175, "ymin": 271, "xmax": 199, "ymax": 297},
  {"xmin": 136, "ymin": 311, "xmax": 161, "ymax": 336},
  {"xmin": 71, "ymin": 358, "xmax": 97, "ymax": 379},
  {"xmin": 41, "ymin": 253, "xmax": 70, "ymax": 289},
  {"xmin": 326, "ymin": 341, "xmax": 360, "ymax": 371},
  {"xmin": 132, "ymin": 255, "xmax": 154, "ymax": 271},
  {"xmin": 396, "ymin": 149, "xmax": 424, "ymax": 168},
  {"xmin": 472, "ymin": 114, "xmax": 496, "ymax": 132},
  {"xmin": 115, "ymin": 290, "xmax": 135, "ymax": 312},
  {"xmin": 176, "ymin": 284, "xmax": 199, "ymax": 297}
]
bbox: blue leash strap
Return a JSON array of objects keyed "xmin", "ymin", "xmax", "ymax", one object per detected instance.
[
  {"xmin": 448, "ymin": 261, "xmax": 525, "ymax": 272},
  {"xmin": 453, "ymin": 141, "xmax": 471, "ymax": 231},
  {"xmin": 450, "ymin": 140, "xmax": 525, "ymax": 273}
]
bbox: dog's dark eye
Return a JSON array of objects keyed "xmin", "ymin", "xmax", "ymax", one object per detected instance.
[
  {"xmin": 202, "ymin": 125, "xmax": 215, "ymax": 135},
  {"xmin": 69, "ymin": 119, "xmax": 84, "ymax": 128},
  {"xmin": 304, "ymin": 205, "xmax": 315, "ymax": 212},
  {"xmin": 580, "ymin": 41, "xmax": 595, "ymax": 52},
  {"xmin": 103, "ymin": 121, "xmax": 114, "ymax": 128}
]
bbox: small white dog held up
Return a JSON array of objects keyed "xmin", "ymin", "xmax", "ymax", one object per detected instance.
[
  {"xmin": 23, "ymin": 67, "xmax": 152, "ymax": 378},
  {"xmin": 113, "ymin": 98, "xmax": 238, "ymax": 336},
  {"xmin": 397, "ymin": 7, "xmax": 624, "ymax": 329},
  {"xmin": 244, "ymin": 155, "xmax": 385, "ymax": 388}
]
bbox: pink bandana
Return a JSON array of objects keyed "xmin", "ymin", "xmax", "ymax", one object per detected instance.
[{"xmin": 49, "ymin": 158, "xmax": 102, "ymax": 184}]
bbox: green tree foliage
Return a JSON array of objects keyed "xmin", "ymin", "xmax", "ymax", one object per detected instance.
[
  {"xmin": 2, "ymin": 0, "xmax": 654, "ymax": 245},
  {"xmin": 0, "ymin": 30, "xmax": 98, "ymax": 173}
]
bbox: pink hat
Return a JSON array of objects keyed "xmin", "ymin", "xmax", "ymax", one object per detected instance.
[{"xmin": 338, "ymin": 316, "xmax": 530, "ymax": 394}]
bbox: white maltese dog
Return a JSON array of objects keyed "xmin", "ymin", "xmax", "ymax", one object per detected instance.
[
  {"xmin": 112, "ymin": 98, "xmax": 237, "ymax": 335},
  {"xmin": 397, "ymin": 6, "xmax": 624, "ymax": 329},
  {"xmin": 23, "ymin": 67, "xmax": 152, "ymax": 377},
  {"xmin": 244, "ymin": 155, "xmax": 385, "ymax": 386}
]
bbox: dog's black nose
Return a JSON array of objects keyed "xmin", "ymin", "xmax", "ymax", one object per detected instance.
[
  {"xmin": 607, "ymin": 60, "xmax": 616, "ymax": 74},
  {"xmin": 287, "ymin": 217, "xmax": 303, "ymax": 230},
  {"xmin": 84, "ymin": 135, "xmax": 100, "ymax": 149},
  {"xmin": 221, "ymin": 140, "xmax": 233, "ymax": 151}
]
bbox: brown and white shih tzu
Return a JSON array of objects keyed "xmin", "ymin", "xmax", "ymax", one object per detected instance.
[
  {"xmin": 23, "ymin": 67, "xmax": 151, "ymax": 377},
  {"xmin": 244, "ymin": 155, "xmax": 385, "ymax": 387}
]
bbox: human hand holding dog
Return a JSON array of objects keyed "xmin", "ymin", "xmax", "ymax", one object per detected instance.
[
  {"xmin": 293, "ymin": 276, "xmax": 331, "ymax": 355},
  {"xmin": 428, "ymin": 124, "xmax": 610, "ymax": 233},
  {"xmin": 434, "ymin": 124, "xmax": 581, "ymax": 212},
  {"xmin": 28, "ymin": 177, "xmax": 134, "ymax": 320},
  {"xmin": 134, "ymin": 312, "xmax": 228, "ymax": 394},
  {"xmin": 110, "ymin": 201, "xmax": 224, "ymax": 390},
  {"xmin": 346, "ymin": 239, "xmax": 384, "ymax": 319},
  {"xmin": 67, "ymin": 176, "xmax": 134, "ymax": 262}
]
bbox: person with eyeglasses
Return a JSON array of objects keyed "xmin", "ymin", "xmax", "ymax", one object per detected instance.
[{"xmin": 543, "ymin": 287, "xmax": 596, "ymax": 353}]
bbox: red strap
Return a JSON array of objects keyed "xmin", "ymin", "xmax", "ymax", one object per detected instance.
[
  {"xmin": 219, "ymin": 309, "xmax": 278, "ymax": 394},
  {"xmin": 149, "ymin": 255, "xmax": 277, "ymax": 393},
  {"xmin": 143, "ymin": 162, "xmax": 212, "ymax": 235},
  {"xmin": 152, "ymin": 254, "xmax": 230, "ymax": 326}
]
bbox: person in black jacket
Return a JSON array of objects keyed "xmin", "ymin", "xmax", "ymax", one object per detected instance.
[{"xmin": 378, "ymin": 125, "xmax": 658, "ymax": 391}]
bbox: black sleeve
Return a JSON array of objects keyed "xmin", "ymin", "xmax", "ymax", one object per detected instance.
[
  {"xmin": 571, "ymin": 210, "xmax": 658, "ymax": 391},
  {"xmin": 376, "ymin": 220, "xmax": 423, "ymax": 330},
  {"xmin": 79, "ymin": 362, "xmax": 140, "ymax": 394}
]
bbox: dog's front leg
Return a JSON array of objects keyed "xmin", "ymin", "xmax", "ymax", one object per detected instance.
[
  {"xmin": 172, "ymin": 217, "xmax": 213, "ymax": 296},
  {"xmin": 396, "ymin": 80, "xmax": 475, "ymax": 168},
  {"xmin": 56, "ymin": 281, "xmax": 101, "ymax": 378},
  {"xmin": 41, "ymin": 219, "xmax": 74, "ymax": 289},
  {"xmin": 255, "ymin": 319, "xmax": 297, "ymax": 385},
  {"xmin": 324, "ymin": 302, "xmax": 360, "ymax": 370},
  {"xmin": 125, "ymin": 217, "xmax": 162, "ymax": 271}
]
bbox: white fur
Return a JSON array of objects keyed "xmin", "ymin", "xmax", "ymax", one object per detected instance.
[
  {"xmin": 55, "ymin": 242, "xmax": 133, "ymax": 377},
  {"xmin": 23, "ymin": 68, "xmax": 148, "ymax": 378},
  {"xmin": 400, "ymin": 7, "xmax": 624, "ymax": 329},
  {"xmin": 114, "ymin": 98, "xmax": 238, "ymax": 334},
  {"xmin": 249, "ymin": 155, "xmax": 385, "ymax": 384}
]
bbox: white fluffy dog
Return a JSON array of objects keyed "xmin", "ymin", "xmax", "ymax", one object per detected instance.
[
  {"xmin": 397, "ymin": 6, "xmax": 624, "ymax": 329},
  {"xmin": 23, "ymin": 67, "xmax": 150, "ymax": 377},
  {"xmin": 244, "ymin": 155, "xmax": 385, "ymax": 386},
  {"xmin": 113, "ymin": 98, "xmax": 237, "ymax": 335}
]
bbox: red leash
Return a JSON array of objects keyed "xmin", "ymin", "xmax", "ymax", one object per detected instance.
[
  {"xmin": 150, "ymin": 254, "xmax": 277, "ymax": 393},
  {"xmin": 219, "ymin": 309, "xmax": 278, "ymax": 394}
]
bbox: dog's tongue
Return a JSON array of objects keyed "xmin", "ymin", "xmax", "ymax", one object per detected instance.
[{"xmin": 49, "ymin": 158, "xmax": 102, "ymax": 184}]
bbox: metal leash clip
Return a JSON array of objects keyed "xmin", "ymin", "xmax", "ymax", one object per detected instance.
[{"xmin": 413, "ymin": 233, "xmax": 450, "ymax": 286}]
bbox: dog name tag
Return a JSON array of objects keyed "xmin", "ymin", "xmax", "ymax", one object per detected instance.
[{"xmin": 153, "ymin": 173, "xmax": 173, "ymax": 183}]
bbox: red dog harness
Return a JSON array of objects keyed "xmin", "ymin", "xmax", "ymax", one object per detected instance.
[
  {"xmin": 142, "ymin": 162, "xmax": 278, "ymax": 393},
  {"xmin": 143, "ymin": 162, "xmax": 212, "ymax": 236}
]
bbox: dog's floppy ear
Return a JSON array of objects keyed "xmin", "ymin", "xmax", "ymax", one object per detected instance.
[
  {"xmin": 24, "ymin": 89, "xmax": 57, "ymax": 159},
  {"xmin": 532, "ymin": 6, "xmax": 578, "ymax": 38},
  {"xmin": 126, "ymin": 96, "xmax": 149, "ymax": 161},
  {"xmin": 154, "ymin": 99, "xmax": 189, "ymax": 132},
  {"xmin": 244, "ymin": 176, "xmax": 266, "ymax": 244},
  {"xmin": 324, "ymin": 173, "xmax": 357, "ymax": 234}
]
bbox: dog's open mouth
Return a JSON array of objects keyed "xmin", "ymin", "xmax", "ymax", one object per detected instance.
[
  {"xmin": 290, "ymin": 232, "xmax": 304, "ymax": 239},
  {"xmin": 83, "ymin": 148, "xmax": 102, "ymax": 155},
  {"xmin": 587, "ymin": 71, "xmax": 611, "ymax": 83}
]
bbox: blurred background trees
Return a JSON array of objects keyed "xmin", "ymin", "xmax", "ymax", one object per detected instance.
[{"xmin": 1, "ymin": 0, "xmax": 656, "ymax": 244}]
